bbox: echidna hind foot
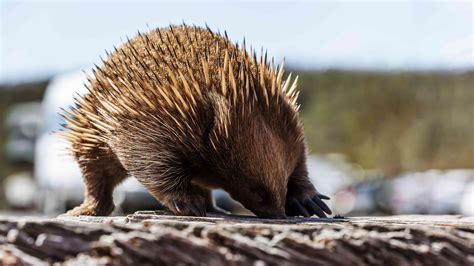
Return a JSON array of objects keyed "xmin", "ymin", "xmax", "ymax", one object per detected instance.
[
  {"xmin": 66, "ymin": 145, "xmax": 128, "ymax": 216},
  {"xmin": 66, "ymin": 198, "xmax": 115, "ymax": 216}
]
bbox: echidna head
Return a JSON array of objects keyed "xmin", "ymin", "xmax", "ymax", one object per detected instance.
[
  {"xmin": 224, "ymin": 127, "xmax": 299, "ymax": 219},
  {"xmin": 210, "ymin": 109, "xmax": 303, "ymax": 219},
  {"xmin": 228, "ymin": 174, "xmax": 288, "ymax": 219}
]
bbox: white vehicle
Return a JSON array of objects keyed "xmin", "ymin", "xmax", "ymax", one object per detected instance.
[{"xmin": 34, "ymin": 70, "xmax": 160, "ymax": 214}]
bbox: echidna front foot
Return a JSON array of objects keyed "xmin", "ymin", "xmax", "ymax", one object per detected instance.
[
  {"xmin": 169, "ymin": 195, "xmax": 207, "ymax": 217},
  {"xmin": 164, "ymin": 186, "xmax": 208, "ymax": 217},
  {"xmin": 286, "ymin": 157, "xmax": 332, "ymax": 218},
  {"xmin": 286, "ymin": 185, "xmax": 332, "ymax": 218}
]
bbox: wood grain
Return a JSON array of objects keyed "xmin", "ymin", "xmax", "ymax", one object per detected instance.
[{"xmin": 1, "ymin": 212, "xmax": 473, "ymax": 265}]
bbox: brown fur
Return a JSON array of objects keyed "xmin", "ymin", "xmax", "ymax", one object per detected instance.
[{"xmin": 62, "ymin": 24, "xmax": 330, "ymax": 218}]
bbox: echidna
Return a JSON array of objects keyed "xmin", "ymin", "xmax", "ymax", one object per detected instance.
[{"xmin": 61, "ymin": 24, "xmax": 331, "ymax": 218}]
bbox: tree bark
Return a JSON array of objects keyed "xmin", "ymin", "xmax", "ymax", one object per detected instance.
[{"xmin": 0, "ymin": 212, "xmax": 473, "ymax": 265}]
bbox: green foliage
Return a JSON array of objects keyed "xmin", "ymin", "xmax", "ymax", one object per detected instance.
[{"xmin": 297, "ymin": 70, "xmax": 474, "ymax": 176}]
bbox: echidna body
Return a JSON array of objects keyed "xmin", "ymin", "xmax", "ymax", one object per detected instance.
[{"xmin": 63, "ymin": 25, "xmax": 331, "ymax": 218}]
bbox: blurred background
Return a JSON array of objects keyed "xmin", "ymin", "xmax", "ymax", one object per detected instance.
[{"xmin": 0, "ymin": 1, "xmax": 472, "ymax": 217}]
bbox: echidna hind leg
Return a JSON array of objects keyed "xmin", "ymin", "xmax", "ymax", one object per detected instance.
[{"xmin": 67, "ymin": 146, "xmax": 128, "ymax": 216}]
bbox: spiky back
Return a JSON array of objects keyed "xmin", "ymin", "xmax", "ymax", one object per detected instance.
[{"xmin": 61, "ymin": 24, "xmax": 301, "ymax": 155}]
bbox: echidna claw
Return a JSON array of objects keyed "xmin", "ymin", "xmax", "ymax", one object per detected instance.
[
  {"xmin": 317, "ymin": 193, "xmax": 330, "ymax": 200},
  {"xmin": 312, "ymin": 195, "xmax": 332, "ymax": 215}
]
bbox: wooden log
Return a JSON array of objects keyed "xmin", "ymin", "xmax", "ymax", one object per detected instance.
[{"xmin": 0, "ymin": 212, "xmax": 473, "ymax": 265}]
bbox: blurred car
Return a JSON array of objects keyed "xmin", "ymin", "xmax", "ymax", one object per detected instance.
[
  {"xmin": 461, "ymin": 181, "xmax": 474, "ymax": 216},
  {"xmin": 4, "ymin": 102, "xmax": 42, "ymax": 164},
  {"xmin": 334, "ymin": 169, "xmax": 474, "ymax": 216},
  {"xmin": 3, "ymin": 101, "xmax": 41, "ymax": 210},
  {"xmin": 391, "ymin": 169, "xmax": 474, "ymax": 215},
  {"xmin": 334, "ymin": 179, "xmax": 393, "ymax": 215},
  {"xmin": 34, "ymin": 70, "xmax": 161, "ymax": 214}
]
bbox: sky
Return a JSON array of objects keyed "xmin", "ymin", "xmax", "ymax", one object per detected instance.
[{"xmin": 1, "ymin": 0, "xmax": 473, "ymax": 83}]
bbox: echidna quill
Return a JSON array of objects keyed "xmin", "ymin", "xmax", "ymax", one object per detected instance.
[{"xmin": 61, "ymin": 24, "xmax": 332, "ymax": 218}]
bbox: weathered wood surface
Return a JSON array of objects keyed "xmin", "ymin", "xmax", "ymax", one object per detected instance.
[{"xmin": 0, "ymin": 211, "xmax": 473, "ymax": 265}]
